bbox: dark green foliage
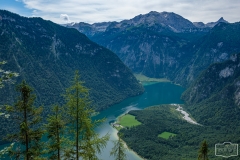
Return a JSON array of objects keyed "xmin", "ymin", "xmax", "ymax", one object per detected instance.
[
  {"xmin": 5, "ymin": 80, "xmax": 44, "ymax": 159},
  {"xmin": 63, "ymin": 71, "xmax": 109, "ymax": 159},
  {"xmin": 119, "ymin": 105, "xmax": 240, "ymax": 160},
  {"xmin": 198, "ymin": 140, "xmax": 209, "ymax": 160},
  {"xmin": 45, "ymin": 105, "xmax": 65, "ymax": 160}
]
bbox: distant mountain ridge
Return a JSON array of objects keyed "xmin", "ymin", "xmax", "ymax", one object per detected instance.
[
  {"xmin": 193, "ymin": 17, "xmax": 229, "ymax": 28},
  {"xmin": 66, "ymin": 11, "xmax": 239, "ymax": 87},
  {"xmin": 66, "ymin": 11, "xmax": 227, "ymax": 36}
]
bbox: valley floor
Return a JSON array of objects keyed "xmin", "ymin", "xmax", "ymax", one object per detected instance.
[{"xmin": 134, "ymin": 74, "xmax": 171, "ymax": 83}]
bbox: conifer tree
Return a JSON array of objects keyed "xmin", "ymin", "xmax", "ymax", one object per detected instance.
[
  {"xmin": 45, "ymin": 105, "xmax": 65, "ymax": 160},
  {"xmin": 198, "ymin": 140, "xmax": 209, "ymax": 160},
  {"xmin": 64, "ymin": 71, "xmax": 109, "ymax": 160},
  {"xmin": 110, "ymin": 133, "xmax": 127, "ymax": 160},
  {"xmin": 0, "ymin": 60, "xmax": 18, "ymax": 117},
  {"xmin": 0, "ymin": 61, "xmax": 18, "ymax": 88},
  {"xmin": 0, "ymin": 61, "xmax": 18, "ymax": 158},
  {"xmin": 5, "ymin": 80, "xmax": 44, "ymax": 160}
]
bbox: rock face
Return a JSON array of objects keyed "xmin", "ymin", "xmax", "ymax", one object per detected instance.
[
  {"xmin": 176, "ymin": 22, "xmax": 240, "ymax": 86},
  {"xmin": 205, "ymin": 17, "xmax": 229, "ymax": 28},
  {"xmin": 193, "ymin": 17, "xmax": 229, "ymax": 28},
  {"xmin": 67, "ymin": 11, "xmax": 240, "ymax": 87},
  {"xmin": 0, "ymin": 10, "xmax": 144, "ymax": 112},
  {"xmin": 67, "ymin": 11, "xmax": 207, "ymax": 36},
  {"xmin": 182, "ymin": 53, "xmax": 240, "ymax": 125},
  {"xmin": 66, "ymin": 11, "xmax": 208, "ymax": 83}
]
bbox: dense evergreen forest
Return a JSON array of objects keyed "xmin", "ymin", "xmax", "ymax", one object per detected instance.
[
  {"xmin": 119, "ymin": 105, "xmax": 240, "ymax": 160},
  {"xmin": 182, "ymin": 53, "xmax": 240, "ymax": 126},
  {"xmin": 0, "ymin": 10, "xmax": 144, "ymax": 112}
]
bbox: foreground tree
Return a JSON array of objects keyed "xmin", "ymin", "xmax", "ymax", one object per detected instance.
[
  {"xmin": 0, "ymin": 61, "xmax": 18, "ymax": 88},
  {"xmin": 6, "ymin": 80, "xmax": 44, "ymax": 160},
  {"xmin": 0, "ymin": 61, "xmax": 18, "ymax": 117},
  {"xmin": 198, "ymin": 140, "xmax": 209, "ymax": 160},
  {"xmin": 64, "ymin": 71, "xmax": 109, "ymax": 159},
  {"xmin": 110, "ymin": 133, "xmax": 127, "ymax": 160},
  {"xmin": 0, "ymin": 61, "xmax": 18, "ymax": 158},
  {"xmin": 45, "ymin": 105, "xmax": 66, "ymax": 160}
]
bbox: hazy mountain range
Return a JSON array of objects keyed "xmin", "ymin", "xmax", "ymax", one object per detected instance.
[{"xmin": 66, "ymin": 11, "xmax": 239, "ymax": 87}]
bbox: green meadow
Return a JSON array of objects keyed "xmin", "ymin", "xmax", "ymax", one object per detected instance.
[
  {"xmin": 119, "ymin": 114, "xmax": 141, "ymax": 127},
  {"xmin": 158, "ymin": 131, "xmax": 176, "ymax": 139}
]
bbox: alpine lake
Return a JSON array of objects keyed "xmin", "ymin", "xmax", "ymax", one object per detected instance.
[
  {"xmin": 94, "ymin": 81, "xmax": 185, "ymax": 160},
  {"xmin": 0, "ymin": 81, "xmax": 185, "ymax": 160}
]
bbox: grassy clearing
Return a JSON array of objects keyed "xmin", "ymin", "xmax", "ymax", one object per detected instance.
[
  {"xmin": 158, "ymin": 131, "xmax": 176, "ymax": 139},
  {"xmin": 119, "ymin": 114, "xmax": 141, "ymax": 127},
  {"xmin": 134, "ymin": 74, "xmax": 170, "ymax": 83}
]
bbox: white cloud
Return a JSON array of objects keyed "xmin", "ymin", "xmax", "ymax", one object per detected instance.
[
  {"xmin": 60, "ymin": 14, "xmax": 70, "ymax": 22},
  {"xmin": 16, "ymin": 0, "xmax": 240, "ymax": 24}
]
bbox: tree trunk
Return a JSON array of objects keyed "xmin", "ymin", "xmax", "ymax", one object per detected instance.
[
  {"xmin": 56, "ymin": 106, "xmax": 60, "ymax": 160},
  {"xmin": 23, "ymin": 91, "xmax": 29, "ymax": 160},
  {"xmin": 76, "ymin": 87, "xmax": 79, "ymax": 160}
]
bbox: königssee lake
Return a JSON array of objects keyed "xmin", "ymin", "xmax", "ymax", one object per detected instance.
[
  {"xmin": 93, "ymin": 82, "xmax": 185, "ymax": 160},
  {"xmin": 0, "ymin": 82, "xmax": 185, "ymax": 160}
]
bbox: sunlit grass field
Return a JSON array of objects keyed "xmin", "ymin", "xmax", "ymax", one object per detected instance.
[
  {"xmin": 158, "ymin": 131, "xmax": 176, "ymax": 139},
  {"xmin": 119, "ymin": 114, "xmax": 142, "ymax": 127}
]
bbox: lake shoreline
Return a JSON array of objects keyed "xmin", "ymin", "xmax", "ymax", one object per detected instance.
[
  {"xmin": 109, "ymin": 81, "xmax": 185, "ymax": 160},
  {"xmin": 111, "ymin": 125, "xmax": 146, "ymax": 160},
  {"xmin": 1, "ymin": 82, "xmax": 185, "ymax": 160}
]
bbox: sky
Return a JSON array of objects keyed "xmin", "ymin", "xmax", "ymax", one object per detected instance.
[{"xmin": 0, "ymin": 0, "xmax": 240, "ymax": 24}]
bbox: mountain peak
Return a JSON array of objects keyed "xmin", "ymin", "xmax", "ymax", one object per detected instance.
[
  {"xmin": 148, "ymin": 11, "xmax": 160, "ymax": 14},
  {"xmin": 219, "ymin": 17, "xmax": 224, "ymax": 20},
  {"xmin": 128, "ymin": 11, "xmax": 196, "ymax": 32},
  {"xmin": 217, "ymin": 17, "xmax": 228, "ymax": 23},
  {"xmin": 196, "ymin": 17, "xmax": 229, "ymax": 28}
]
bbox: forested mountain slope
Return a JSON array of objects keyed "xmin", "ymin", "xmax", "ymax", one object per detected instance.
[
  {"xmin": 119, "ymin": 105, "xmax": 239, "ymax": 160},
  {"xmin": 182, "ymin": 53, "xmax": 240, "ymax": 126},
  {"xmin": 0, "ymin": 10, "xmax": 144, "ymax": 112}
]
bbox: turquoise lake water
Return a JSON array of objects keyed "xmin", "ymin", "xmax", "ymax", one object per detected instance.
[{"xmin": 0, "ymin": 82, "xmax": 185, "ymax": 160}]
